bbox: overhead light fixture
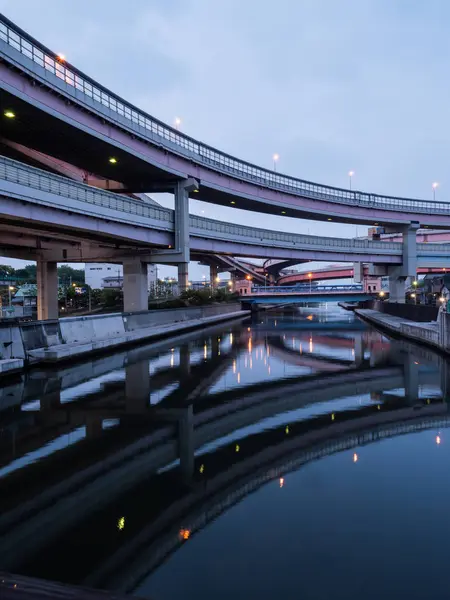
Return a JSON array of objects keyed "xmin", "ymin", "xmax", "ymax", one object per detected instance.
[
  {"xmin": 4, "ymin": 110, "xmax": 15, "ymax": 119},
  {"xmin": 231, "ymin": 201, "xmax": 236, "ymax": 205},
  {"xmin": 57, "ymin": 53, "xmax": 66, "ymax": 61},
  {"xmin": 109, "ymin": 157, "xmax": 117, "ymax": 164},
  {"xmin": 281, "ymin": 211, "xmax": 286, "ymax": 215}
]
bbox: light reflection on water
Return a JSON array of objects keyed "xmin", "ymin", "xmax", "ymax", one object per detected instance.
[{"xmin": 0, "ymin": 304, "xmax": 449, "ymax": 599}]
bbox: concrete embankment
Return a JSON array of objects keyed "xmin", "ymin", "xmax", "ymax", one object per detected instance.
[
  {"xmin": 0, "ymin": 303, "xmax": 249, "ymax": 373},
  {"xmin": 355, "ymin": 308, "xmax": 450, "ymax": 353}
]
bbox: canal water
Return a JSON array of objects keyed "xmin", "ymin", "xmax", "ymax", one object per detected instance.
[{"xmin": 1, "ymin": 305, "xmax": 449, "ymax": 599}]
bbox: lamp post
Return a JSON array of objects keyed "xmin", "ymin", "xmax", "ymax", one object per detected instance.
[
  {"xmin": 273, "ymin": 153, "xmax": 279, "ymax": 172},
  {"xmin": 348, "ymin": 170, "xmax": 354, "ymax": 191},
  {"xmin": 8, "ymin": 285, "xmax": 14, "ymax": 308},
  {"xmin": 174, "ymin": 117, "xmax": 181, "ymax": 130},
  {"xmin": 308, "ymin": 272, "xmax": 313, "ymax": 293},
  {"xmin": 432, "ymin": 182, "xmax": 439, "ymax": 201}
]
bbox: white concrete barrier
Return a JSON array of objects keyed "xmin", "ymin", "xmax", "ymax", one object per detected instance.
[{"xmin": 60, "ymin": 313, "xmax": 125, "ymax": 343}]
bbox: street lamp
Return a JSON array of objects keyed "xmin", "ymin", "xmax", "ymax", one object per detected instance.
[
  {"xmin": 348, "ymin": 170, "xmax": 354, "ymax": 190},
  {"xmin": 8, "ymin": 285, "xmax": 14, "ymax": 308},
  {"xmin": 432, "ymin": 182, "xmax": 439, "ymax": 201},
  {"xmin": 307, "ymin": 272, "xmax": 313, "ymax": 293},
  {"xmin": 174, "ymin": 117, "xmax": 181, "ymax": 130},
  {"xmin": 273, "ymin": 153, "xmax": 279, "ymax": 171},
  {"xmin": 410, "ymin": 292, "xmax": 417, "ymax": 305}
]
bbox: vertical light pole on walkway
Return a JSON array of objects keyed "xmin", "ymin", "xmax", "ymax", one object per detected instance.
[
  {"xmin": 308, "ymin": 272, "xmax": 313, "ymax": 294},
  {"xmin": 174, "ymin": 117, "xmax": 181, "ymax": 130},
  {"xmin": 8, "ymin": 285, "xmax": 14, "ymax": 308},
  {"xmin": 432, "ymin": 182, "xmax": 439, "ymax": 201},
  {"xmin": 348, "ymin": 170, "xmax": 354, "ymax": 191},
  {"xmin": 273, "ymin": 153, "xmax": 279, "ymax": 172}
]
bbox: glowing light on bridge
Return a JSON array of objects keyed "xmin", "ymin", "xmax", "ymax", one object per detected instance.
[
  {"xmin": 179, "ymin": 528, "xmax": 191, "ymax": 540},
  {"xmin": 174, "ymin": 117, "xmax": 181, "ymax": 130},
  {"xmin": 353, "ymin": 453, "xmax": 358, "ymax": 463},
  {"xmin": 348, "ymin": 170, "xmax": 355, "ymax": 190},
  {"xmin": 109, "ymin": 157, "xmax": 117, "ymax": 164},
  {"xmin": 235, "ymin": 444, "xmax": 240, "ymax": 452},
  {"xmin": 436, "ymin": 435, "xmax": 441, "ymax": 445},
  {"xmin": 432, "ymin": 182, "xmax": 439, "ymax": 201},
  {"xmin": 4, "ymin": 110, "xmax": 15, "ymax": 119},
  {"xmin": 117, "ymin": 516, "xmax": 125, "ymax": 531},
  {"xmin": 199, "ymin": 464, "xmax": 205, "ymax": 473},
  {"xmin": 285, "ymin": 425, "xmax": 290, "ymax": 434},
  {"xmin": 279, "ymin": 477, "xmax": 284, "ymax": 488},
  {"xmin": 273, "ymin": 153, "xmax": 279, "ymax": 171},
  {"xmin": 57, "ymin": 53, "xmax": 66, "ymax": 61}
]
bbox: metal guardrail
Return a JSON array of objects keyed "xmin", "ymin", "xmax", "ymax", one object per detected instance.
[
  {"xmin": 251, "ymin": 284, "xmax": 365, "ymax": 294},
  {"xmin": 0, "ymin": 156, "xmax": 399, "ymax": 254},
  {"xmin": 3, "ymin": 156, "xmax": 450, "ymax": 257},
  {"xmin": 1, "ymin": 16, "xmax": 450, "ymax": 217}
]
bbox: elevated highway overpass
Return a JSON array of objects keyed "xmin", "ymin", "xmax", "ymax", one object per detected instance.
[
  {"xmin": 2, "ymin": 16, "xmax": 450, "ymax": 230},
  {"xmin": 2, "ymin": 15, "xmax": 450, "ymax": 314},
  {"xmin": 2, "ymin": 156, "xmax": 450, "ymax": 314}
]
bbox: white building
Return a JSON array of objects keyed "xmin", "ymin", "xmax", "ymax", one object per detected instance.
[{"xmin": 85, "ymin": 263, "xmax": 157, "ymax": 290}]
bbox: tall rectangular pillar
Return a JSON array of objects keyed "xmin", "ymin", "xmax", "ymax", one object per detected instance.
[
  {"xmin": 210, "ymin": 265, "xmax": 219, "ymax": 290},
  {"xmin": 178, "ymin": 263, "xmax": 189, "ymax": 293},
  {"xmin": 123, "ymin": 258, "xmax": 148, "ymax": 312},
  {"xmin": 175, "ymin": 181, "xmax": 190, "ymax": 294},
  {"xmin": 403, "ymin": 223, "xmax": 419, "ymax": 276},
  {"xmin": 388, "ymin": 273, "xmax": 406, "ymax": 303},
  {"xmin": 37, "ymin": 260, "xmax": 58, "ymax": 320}
]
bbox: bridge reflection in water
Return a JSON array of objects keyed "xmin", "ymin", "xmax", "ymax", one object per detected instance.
[{"xmin": 0, "ymin": 306, "xmax": 449, "ymax": 599}]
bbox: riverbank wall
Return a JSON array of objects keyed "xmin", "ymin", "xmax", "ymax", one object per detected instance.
[
  {"xmin": 0, "ymin": 303, "xmax": 249, "ymax": 373},
  {"xmin": 355, "ymin": 306, "xmax": 450, "ymax": 354}
]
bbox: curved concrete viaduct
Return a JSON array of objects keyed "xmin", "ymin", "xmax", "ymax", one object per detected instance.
[{"xmin": 2, "ymin": 16, "xmax": 450, "ymax": 230}]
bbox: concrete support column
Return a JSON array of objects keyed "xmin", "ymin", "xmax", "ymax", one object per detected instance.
[
  {"xmin": 178, "ymin": 263, "xmax": 189, "ymax": 293},
  {"xmin": 123, "ymin": 258, "xmax": 148, "ymax": 312},
  {"xmin": 403, "ymin": 223, "xmax": 418, "ymax": 276},
  {"xmin": 353, "ymin": 262, "xmax": 362, "ymax": 284},
  {"xmin": 178, "ymin": 405, "xmax": 194, "ymax": 484},
  {"xmin": 125, "ymin": 361, "xmax": 151, "ymax": 411},
  {"xmin": 37, "ymin": 260, "xmax": 58, "ymax": 321},
  {"xmin": 388, "ymin": 273, "xmax": 406, "ymax": 303},
  {"xmin": 175, "ymin": 180, "xmax": 191, "ymax": 294},
  {"xmin": 210, "ymin": 265, "xmax": 219, "ymax": 290}
]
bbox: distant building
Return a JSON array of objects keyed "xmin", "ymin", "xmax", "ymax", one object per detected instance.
[{"xmin": 85, "ymin": 263, "xmax": 156, "ymax": 290}]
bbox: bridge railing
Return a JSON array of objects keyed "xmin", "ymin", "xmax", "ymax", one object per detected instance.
[
  {"xmin": 250, "ymin": 284, "xmax": 365, "ymax": 294},
  {"xmin": 3, "ymin": 155, "xmax": 450, "ymax": 258},
  {"xmin": 0, "ymin": 155, "xmax": 175, "ymax": 225},
  {"xmin": 2, "ymin": 16, "xmax": 450, "ymax": 216},
  {"xmin": 0, "ymin": 156, "xmax": 403, "ymax": 254}
]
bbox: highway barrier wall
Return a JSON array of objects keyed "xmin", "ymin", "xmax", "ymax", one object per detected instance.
[{"xmin": 0, "ymin": 303, "xmax": 246, "ymax": 366}]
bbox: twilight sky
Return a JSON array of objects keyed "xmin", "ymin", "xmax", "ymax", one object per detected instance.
[{"xmin": 1, "ymin": 0, "xmax": 449, "ymax": 279}]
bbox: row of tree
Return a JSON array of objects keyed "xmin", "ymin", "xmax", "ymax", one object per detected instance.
[{"xmin": 0, "ymin": 264, "xmax": 85, "ymax": 283}]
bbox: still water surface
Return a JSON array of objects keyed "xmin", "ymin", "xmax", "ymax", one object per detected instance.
[{"xmin": 1, "ymin": 305, "xmax": 449, "ymax": 599}]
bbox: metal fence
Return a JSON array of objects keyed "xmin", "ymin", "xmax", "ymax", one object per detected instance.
[{"xmin": 2, "ymin": 16, "xmax": 450, "ymax": 216}]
